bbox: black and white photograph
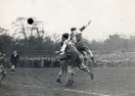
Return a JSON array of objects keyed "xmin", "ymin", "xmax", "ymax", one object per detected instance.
[{"xmin": 0, "ymin": 0, "xmax": 135, "ymax": 96}]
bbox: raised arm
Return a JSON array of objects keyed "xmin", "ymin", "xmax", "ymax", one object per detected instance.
[{"xmin": 80, "ymin": 20, "xmax": 92, "ymax": 32}]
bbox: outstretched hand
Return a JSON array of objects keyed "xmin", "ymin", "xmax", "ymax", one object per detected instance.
[
  {"xmin": 91, "ymin": 57, "xmax": 96, "ymax": 65},
  {"xmin": 55, "ymin": 51, "xmax": 60, "ymax": 54},
  {"xmin": 87, "ymin": 20, "xmax": 92, "ymax": 27},
  {"xmin": 55, "ymin": 51, "xmax": 64, "ymax": 55}
]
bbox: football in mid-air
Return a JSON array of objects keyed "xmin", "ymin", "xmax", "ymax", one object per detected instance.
[{"xmin": 27, "ymin": 18, "xmax": 34, "ymax": 25}]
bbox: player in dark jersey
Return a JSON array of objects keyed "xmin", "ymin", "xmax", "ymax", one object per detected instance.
[
  {"xmin": 70, "ymin": 20, "xmax": 95, "ymax": 62},
  {"xmin": 69, "ymin": 20, "xmax": 95, "ymax": 80}
]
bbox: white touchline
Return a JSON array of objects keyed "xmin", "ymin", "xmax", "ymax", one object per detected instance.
[
  {"xmin": 63, "ymin": 88, "xmax": 111, "ymax": 96},
  {"xmin": 11, "ymin": 83, "xmax": 112, "ymax": 96}
]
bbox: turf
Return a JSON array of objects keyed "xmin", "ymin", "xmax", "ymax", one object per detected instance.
[{"xmin": 0, "ymin": 67, "xmax": 135, "ymax": 96}]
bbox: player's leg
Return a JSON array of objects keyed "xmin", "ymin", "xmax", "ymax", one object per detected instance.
[
  {"xmin": 66, "ymin": 65, "xmax": 74, "ymax": 86},
  {"xmin": 56, "ymin": 68, "xmax": 63, "ymax": 83},
  {"xmin": 56, "ymin": 59, "xmax": 68, "ymax": 83},
  {"xmin": 87, "ymin": 49, "xmax": 96, "ymax": 64},
  {"xmin": 56, "ymin": 63, "xmax": 65, "ymax": 83},
  {"xmin": 0, "ymin": 65, "xmax": 6, "ymax": 82},
  {"xmin": 79, "ymin": 59, "xmax": 94, "ymax": 80},
  {"xmin": 11, "ymin": 64, "xmax": 15, "ymax": 71}
]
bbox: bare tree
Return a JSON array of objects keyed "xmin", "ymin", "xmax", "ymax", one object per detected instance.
[
  {"xmin": 12, "ymin": 17, "xmax": 28, "ymax": 40},
  {"xmin": 12, "ymin": 17, "xmax": 45, "ymax": 40},
  {"xmin": 0, "ymin": 26, "xmax": 8, "ymax": 35},
  {"xmin": 30, "ymin": 20, "xmax": 45, "ymax": 39}
]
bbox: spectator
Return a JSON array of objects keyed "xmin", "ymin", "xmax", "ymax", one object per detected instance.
[{"xmin": 10, "ymin": 50, "xmax": 19, "ymax": 71}]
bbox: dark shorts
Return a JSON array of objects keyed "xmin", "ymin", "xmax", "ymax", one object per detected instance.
[{"xmin": 58, "ymin": 51, "xmax": 83, "ymax": 67}]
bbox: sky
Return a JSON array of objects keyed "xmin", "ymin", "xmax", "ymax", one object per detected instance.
[{"xmin": 0, "ymin": 0, "xmax": 135, "ymax": 41}]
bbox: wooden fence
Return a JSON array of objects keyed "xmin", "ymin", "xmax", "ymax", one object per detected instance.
[{"xmin": 17, "ymin": 56, "xmax": 59, "ymax": 68}]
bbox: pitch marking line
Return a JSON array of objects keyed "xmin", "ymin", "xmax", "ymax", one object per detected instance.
[
  {"xmin": 63, "ymin": 88, "xmax": 111, "ymax": 96},
  {"xmin": 8, "ymin": 83, "xmax": 112, "ymax": 96}
]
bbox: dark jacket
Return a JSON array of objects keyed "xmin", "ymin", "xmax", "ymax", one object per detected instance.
[{"xmin": 10, "ymin": 54, "xmax": 19, "ymax": 65}]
